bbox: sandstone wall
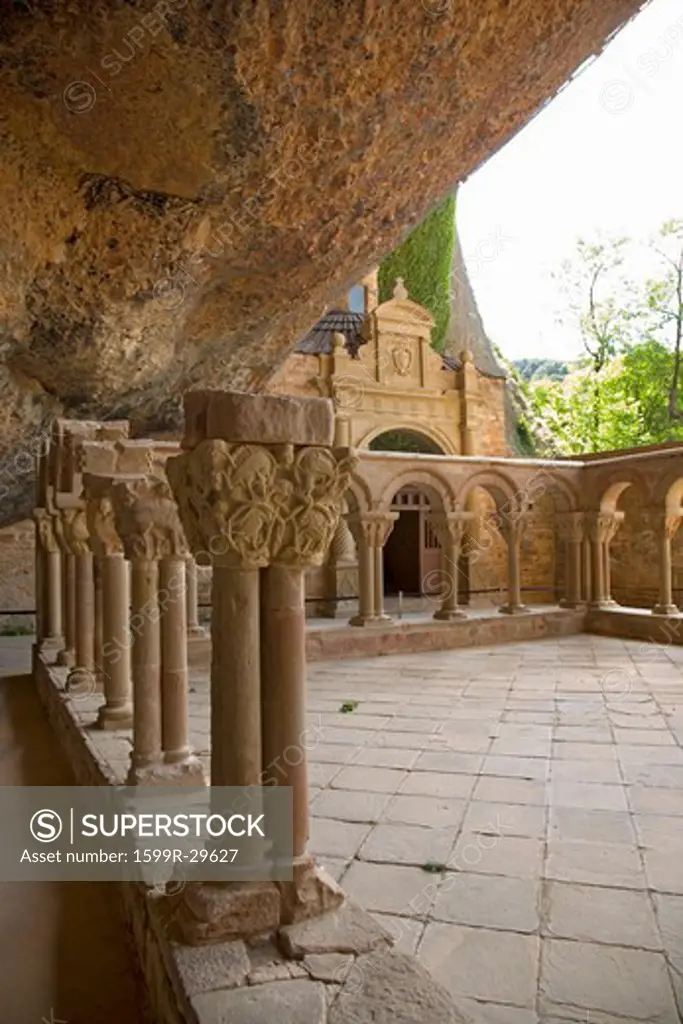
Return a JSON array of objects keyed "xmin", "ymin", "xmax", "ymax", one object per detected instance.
[{"xmin": 0, "ymin": 519, "xmax": 35, "ymax": 632}]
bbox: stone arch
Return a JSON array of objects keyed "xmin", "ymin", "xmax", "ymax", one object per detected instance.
[
  {"xmin": 357, "ymin": 421, "xmax": 457, "ymax": 456},
  {"xmin": 345, "ymin": 472, "xmax": 372, "ymax": 516},
  {"xmin": 377, "ymin": 467, "xmax": 454, "ymax": 514},
  {"xmin": 654, "ymin": 467, "xmax": 683, "ymax": 512},
  {"xmin": 456, "ymin": 468, "xmax": 519, "ymax": 513}
]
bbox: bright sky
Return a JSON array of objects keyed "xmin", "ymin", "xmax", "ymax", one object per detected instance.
[{"xmin": 457, "ymin": 0, "xmax": 683, "ymax": 362}]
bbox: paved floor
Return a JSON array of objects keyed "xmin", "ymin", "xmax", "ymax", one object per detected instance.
[
  {"xmin": 73, "ymin": 633, "xmax": 683, "ymax": 1022},
  {"xmin": 0, "ymin": 638, "xmax": 149, "ymax": 1024}
]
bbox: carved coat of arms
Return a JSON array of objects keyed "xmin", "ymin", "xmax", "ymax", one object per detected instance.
[{"xmin": 392, "ymin": 342, "xmax": 413, "ymax": 376}]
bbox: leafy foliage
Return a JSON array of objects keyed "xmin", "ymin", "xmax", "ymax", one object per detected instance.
[
  {"xmin": 513, "ymin": 359, "xmax": 570, "ymax": 382},
  {"xmin": 378, "ymin": 194, "xmax": 456, "ymax": 351}
]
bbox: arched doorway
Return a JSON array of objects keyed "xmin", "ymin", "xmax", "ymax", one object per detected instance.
[
  {"xmin": 383, "ymin": 487, "xmax": 441, "ymax": 596},
  {"xmin": 369, "ymin": 430, "xmax": 445, "ymax": 455}
]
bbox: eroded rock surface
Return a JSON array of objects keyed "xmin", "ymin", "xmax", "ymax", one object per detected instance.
[{"xmin": 0, "ymin": 0, "xmax": 641, "ymax": 522}]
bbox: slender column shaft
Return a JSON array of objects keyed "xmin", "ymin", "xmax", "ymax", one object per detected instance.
[
  {"xmin": 582, "ymin": 538, "xmax": 592, "ymax": 604},
  {"xmin": 603, "ymin": 541, "xmax": 613, "ymax": 603},
  {"xmin": 372, "ymin": 545, "xmax": 386, "ymax": 619},
  {"xmin": 185, "ymin": 557, "xmax": 205, "ymax": 636},
  {"xmin": 508, "ymin": 537, "xmax": 521, "ymax": 608},
  {"xmin": 569, "ymin": 540, "xmax": 583, "ymax": 605},
  {"xmin": 45, "ymin": 550, "xmax": 63, "ymax": 643},
  {"xmin": 160, "ymin": 557, "xmax": 191, "ymax": 763},
  {"xmin": 433, "ymin": 533, "xmax": 465, "ymax": 620},
  {"xmin": 98, "ymin": 555, "xmax": 133, "ymax": 728},
  {"xmin": 349, "ymin": 540, "xmax": 373, "ymax": 625},
  {"xmin": 659, "ymin": 531, "xmax": 674, "ymax": 609},
  {"xmin": 261, "ymin": 566, "xmax": 308, "ymax": 857},
  {"xmin": 652, "ymin": 520, "xmax": 680, "ymax": 615},
  {"xmin": 211, "ymin": 565, "xmax": 261, "ymax": 787},
  {"xmin": 57, "ymin": 552, "xmax": 76, "ymax": 666},
  {"xmin": 591, "ymin": 538, "xmax": 606, "ymax": 605},
  {"xmin": 128, "ymin": 559, "xmax": 162, "ymax": 779},
  {"xmin": 67, "ymin": 552, "xmax": 95, "ymax": 688},
  {"xmin": 93, "ymin": 558, "xmax": 103, "ymax": 686}
]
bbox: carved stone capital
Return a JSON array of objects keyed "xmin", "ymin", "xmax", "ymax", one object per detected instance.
[
  {"xmin": 111, "ymin": 474, "xmax": 189, "ymax": 562},
  {"xmin": 167, "ymin": 440, "xmax": 356, "ymax": 569},
  {"xmin": 587, "ymin": 512, "xmax": 621, "ymax": 545},
  {"xmin": 649, "ymin": 510, "xmax": 683, "ymax": 542},
  {"xmin": 347, "ymin": 511, "xmax": 399, "ymax": 549},
  {"xmin": 428, "ymin": 512, "xmax": 471, "ymax": 550},
  {"xmin": 59, "ymin": 506, "xmax": 90, "ymax": 556},
  {"xmin": 34, "ymin": 508, "xmax": 59, "ymax": 554},
  {"xmin": 85, "ymin": 495, "xmax": 123, "ymax": 557},
  {"xmin": 556, "ymin": 511, "xmax": 584, "ymax": 544},
  {"xmin": 496, "ymin": 509, "xmax": 527, "ymax": 546}
]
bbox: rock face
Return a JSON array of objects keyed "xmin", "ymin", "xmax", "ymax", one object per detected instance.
[{"xmin": 0, "ymin": 0, "xmax": 641, "ymax": 524}]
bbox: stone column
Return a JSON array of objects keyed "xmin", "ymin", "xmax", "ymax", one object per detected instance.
[
  {"xmin": 167, "ymin": 392, "xmax": 356, "ymax": 939},
  {"xmin": 498, "ymin": 510, "xmax": 528, "ymax": 615},
  {"xmin": 84, "ymin": 483, "xmax": 133, "ymax": 729},
  {"xmin": 159, "ymin": 555, "xmax": 203, "ymax": 782},
  {"xmin": 430, "ymin": 512, "xmax": 469, "ymax": 620},
  {"xmin": 652, "ymin": 513, "xmax": 681, "ymax": 615},
  {"xmin": 61, "ymin": 506, "xmax": 96, "ymax": 695},
  {"xmin": 33, "ymin": 509, "xmax": 63, "ymax": 652},
  {"xmin": 347, "ymin": 512, "xmax": 397, "ymax": 625},
  {"xmin": 557, "ymin": 512, "xmax": 585, "ymax": 608},
  {"xmin": 587, "ymin": 512, "xmax": 614, "ymax": 609},
  {"xmin": 53, "ymin": 513, "xmax": 76, "ymax": 668},
  {"xmin": 112, "ymin": 474, "xmax": 199, "ymax": 784},
  {"xmin": 347, "ymin": 516, "xmax": 375, "ymax": 626},
  {"xmin": 582, "ymin": 535, "xmax": 592, "ymax": 605},
  {"xmin": 185, "ymin": 557, "xmax": 206, "ymax": 637},
  {"xmin": 603, "ymin": 513, "xmax": 622, "ymax": 607}
]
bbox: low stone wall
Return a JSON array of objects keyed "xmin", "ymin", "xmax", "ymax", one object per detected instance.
[
  {"xmin": 307, "ymin": 608, "xmax": 584, "ymax": 661},
  {"xmin": 585, "ymin": 607, "xmax": 683, "ymax": 647}
]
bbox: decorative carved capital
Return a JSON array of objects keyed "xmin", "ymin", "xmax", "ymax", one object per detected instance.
[
  {"xmin": 347, "ymin": 511, "xmax": 399, "ymax": 549},
  {"xmin": 329, "ymin": 517, "xmax": 357, "ymax": 566},
  {"xmin": 587, "ymin": 512, "xmax": 621, "ymax": 545},
  {"xmin": 496, "ymin": 509, "xmax": 527, "ymax": 546},
  {"xmin": 428, "ymin": 512, "xmax": 470, "ymax": 550},
  {"xmin": 60, "ymin": 506, "xmax": 90, "ymax": 556},
  {"xmin": 85, "ymin": 494, "xmax": 123, "ymax": 558},
  {"xmin": 111, "ymin": 474, "xmax": 189, "ymax": 561},
  {"xmin": 651, "ymin": 511, "xmax": 683, "ymax": 542},
  {"xmin": 34, "ymin": 508, "xmax": 59, "ymax": 554},
  {"xmin": 556, "ymin": 511, "xmax": 584, "ymax": 544},
  {"xmin": 167, "ymin": 440, "xmax": 357, "ymax": 569}
]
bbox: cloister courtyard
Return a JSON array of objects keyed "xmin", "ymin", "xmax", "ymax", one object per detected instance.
[{"xmin": 6, "ymin": 628, "xmax": 683, "ymax": 1022}]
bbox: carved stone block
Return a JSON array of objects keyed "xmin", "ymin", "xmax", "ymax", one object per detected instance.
[{"xmin": 182, "ymin": 391, "xmax": 335, "ymax": 448}]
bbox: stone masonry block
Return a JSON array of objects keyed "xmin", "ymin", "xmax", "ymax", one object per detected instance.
[{"xmin": 182, "ymin": 391, "xmax": 334, "ymax": 448}]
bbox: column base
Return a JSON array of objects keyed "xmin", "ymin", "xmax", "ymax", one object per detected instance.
[
  {"xmin": 433, "ymin": 607, "xmax": 467, "ymax": 621},
  {"xmin": 498, "ymin": 604, "xmax": 528, "ymax": 616},
  {"xmin": 56, "ymin": 647, "xmax": 74, "ymax": 668},
  {"xmin": 187, "ymin": 624, "xmax": 207, "ymax": 638},
  {"xmin": 278, "ymin": 854, "xmax": 345, "ymax": 925},
  {"xmin": 126, "ymin": 755, "xmax": 206, "ymax": 787},
  {"xmin": 652, "ymin": 603, "xmax": 681, "ymax": 616},
  {"xmin": 65, "ymin": 666, "xmax": 96, "ymax": 698},
  {"xmin": 588, "ymin": 600, "xmax": 613, "ymax": 610},
  {"xmin": 97, "ymin": 703, "xmax": 134, "ymax": 730},
  {"xmin": 348, "ymin": 614, "xmax": 393, "ymax": 627},
  {"xmin": 177, "ymin": 880, "xmax": 283, "ymax": 944}
]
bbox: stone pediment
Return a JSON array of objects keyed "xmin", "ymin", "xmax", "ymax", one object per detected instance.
[{"xmin": 367, "ymin": 278, "xmax": 435, "ymax": 342}]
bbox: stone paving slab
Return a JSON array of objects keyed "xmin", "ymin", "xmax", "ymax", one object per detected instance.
[{"xmin": 77, "ymin": 635, "xmax": 683, "ymax": 1020}]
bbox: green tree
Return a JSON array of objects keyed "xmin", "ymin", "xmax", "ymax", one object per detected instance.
[{"xmin": 553, "ymin": 236, "xmax": 632, "ymax": 448}]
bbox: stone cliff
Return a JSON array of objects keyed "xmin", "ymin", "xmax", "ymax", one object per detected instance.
[{"xmin": 0, "ymin": 0, "xmax": 642, "ymax": 523}]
